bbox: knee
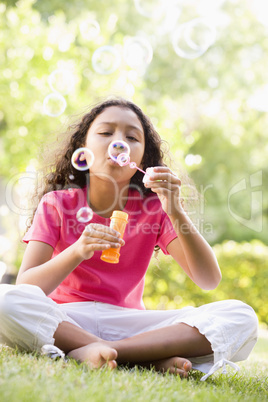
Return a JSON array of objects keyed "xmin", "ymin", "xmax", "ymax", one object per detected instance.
[
  {"xmin": 244, "ymin": 303, "xmax": 259, "ymax": 335},
  {"xmin": 232, "ymin": 300, "xmax": 259, "ymax": 336},
  {"xmin": 0, "ymin": 284, "xmax": 40, "ymax": 319},
  {"xmin": 0, "ymin": 285, "xmax": 21, "ymax": 319}
]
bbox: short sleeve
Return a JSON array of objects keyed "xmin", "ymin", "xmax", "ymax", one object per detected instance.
[
  {"xmin": 156, "ymin": 213, "xmax": 177, "ymax": 255},
  {"xmin": 23, "ymin": 192, "xmax": 61, "ymax": 249}
]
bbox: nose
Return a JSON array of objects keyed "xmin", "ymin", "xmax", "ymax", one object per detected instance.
[{"xmin": 111, "ymin": 130, "xmax": 125, "ymax": 142}]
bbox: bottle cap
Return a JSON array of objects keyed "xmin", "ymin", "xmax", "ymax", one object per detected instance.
[{"xmin": 111, "ymin": 210, "xmax": 128, "ymax": 221}]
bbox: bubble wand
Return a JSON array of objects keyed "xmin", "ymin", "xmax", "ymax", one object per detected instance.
[
  {"xmin": 116, "ymin": 153, "xmax": 147, "ymax": 174},
  {"xmin": 108, "ymin": 140, "xmax": 152, "ymax": 181}
]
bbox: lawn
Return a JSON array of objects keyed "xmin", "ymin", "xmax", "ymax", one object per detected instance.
[{"xmin": 0, "ymin": 328, "xmax": 267, "ymax": 402}]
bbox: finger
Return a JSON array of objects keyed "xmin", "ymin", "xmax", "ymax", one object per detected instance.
[
  {"xmin": 85, "ymin": 243, "xmax": 111, "ymax": 252},
  {"xmin": 145, "ymin": 181, "xmax": 180, "ymax": 192},
  {"xmin": 151, "ymin": 166, "xmax": 172, "ymax": 173},
  {"xmin": 86, "ymin": 237, "xmax": 122, "ymax": 248},
  {"xmin": 150, "ymin": 187, "xmax": 174, "ymax": 198},
  {"xmin": 85, "ymin": 224, "xmax": 123, "ymax": 243},
  {"xmin": 147, "ymin": 172, "xmax": 181, "ymax": 185},
  {"xmin": 151, "ymin": 166, "xmax": 179, "ymax": 178},
  {"xmin": 86, "ymin": 223, "xmax": 121, "ymax": 237}
]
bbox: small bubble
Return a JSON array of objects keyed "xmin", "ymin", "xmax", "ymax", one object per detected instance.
[
  {"xmin": 79, "ymin": 19, "xmax": 100, "ymax": 40},
  {"xmin": 172, "ymin": 18, "xmax": 216, "ymax": 60},
  {"xmin": 43, "ymin": 93, "xmax": 66, "ymax": 117},
  {"xmin": 92, "ymin": 46, "xmax": 121, "ymax": 75},
  {"xmin": 124, "ymin": 37, "xmax": 153, "ymax": 70},
  {"xmin": 134, "ymin": 0, "xmax": 164, "ymax": 20},
  {"xmin": 76, "ymin": 207, "xmax": 93, "ymax": 223},
  {"xmin": 71, "ymin": 148, "xmax": 95, "ymax": 171},
  {"xmin": 108, "ymin": 140, "xmax": 130, "ymax": 162},
  {"xmin": 69, "ymin": 174, "xmax": 75, "ymax": 180},
  {"xmin": 117, "ymin": 153, "xmax": 130, "ymax": 166},
  {"xmin": 48, "ymin": 69, "xmax": 75, "ymax": 95}
]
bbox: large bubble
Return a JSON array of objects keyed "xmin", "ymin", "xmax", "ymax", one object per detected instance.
[
  {"xmin": 123, "ymin": 37, "xmax": 153, "ymax": 70},
  {"xmin": 172, "ymin": 18, "xmax": 216, "ymax": 59},
  {"xmin": 71, "ymin": 148, "xmax": 95, "ymax": 171},
  {"xmin": 43, "ymin": 93, "xmax": 67, "ymax": 117},
  {"xmin": 92, "ymin": 46, "xmax": 121, "ymax": 75},
  {"xmin": 76, "ymin": 207, "xmax": 93, "ymax": 223},
  {"xmin": 108, "ymin": 140, "xmax": 130, "ymax": 162},
  {"xmin": 48, "ymin": 69, "xmax": 75, "ymax": 95}
]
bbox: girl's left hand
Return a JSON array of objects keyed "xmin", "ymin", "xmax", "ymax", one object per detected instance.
[{"xmin": 144, "ymin": 166, "xmax": 183, "ymax": 216}]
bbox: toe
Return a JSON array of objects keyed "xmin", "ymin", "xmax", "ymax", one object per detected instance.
[
  {"xmin": 107, "ymin": 360, "xmax": 117, "ymax": 370},
  {"xmin": 101, "ymin": 346, "xmax": 118, "ymax": 362},
  {"xmin": 183, "ymin": 360, "xmax": 192, "ymax": 372}
]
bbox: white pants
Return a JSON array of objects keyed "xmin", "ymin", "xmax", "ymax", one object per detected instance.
[{"xmin": 0, "ymin": 284, "xmax": 258, "ymax": 380}]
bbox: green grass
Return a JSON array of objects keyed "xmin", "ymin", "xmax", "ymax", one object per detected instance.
[{"xmin": 0, "ymin": 330, "xmax": 267, "ymax": 402}]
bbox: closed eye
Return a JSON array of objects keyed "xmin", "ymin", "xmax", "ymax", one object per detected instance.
[
  {"xmin": 99, "ymin": 132, "xmax": 112, "ymax": 136},
  {"xmin": 127, "ymin": 136, "xmax": 138, "ymax": 141}
]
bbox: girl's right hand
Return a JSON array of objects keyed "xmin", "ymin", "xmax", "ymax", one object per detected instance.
[{"xmin": 75, "ymin": 223, "xmax": 125, "ymax": 260}]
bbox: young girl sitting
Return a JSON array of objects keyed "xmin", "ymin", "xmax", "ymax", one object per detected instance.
[{"xmin": 0, "ymin": 98, "xmax": 258, "ymax": 380}]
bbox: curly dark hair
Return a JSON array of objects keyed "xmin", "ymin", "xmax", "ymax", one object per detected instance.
[{"xmin": 28, "ymin": 98, "xmax": 170, "ymax": 228}]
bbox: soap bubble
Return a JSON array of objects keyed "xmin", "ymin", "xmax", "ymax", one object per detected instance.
[
  {"xmin": 172, "ymin": 19, "xmax": 216, "ymax": 59},
  {"xmin": 79, "ymin": 19, "xmax": 100, "ymax": 40},
  {"xmin": 92, "ymin": 46, "xmax": 121, "ymax": 75},
  {"xmin": 108, "ymin": 140, "xmax": 130, "ymax": 162},
  {"xmin": 134, "ymin": 0, "xmax": 165, "ymax": 20},
  {"xmin": 71, "ymin": 147, "xmax": 95, "ymax": 171},
  {"xmin": 129, "ymin": 162, "xmax": 137, "ymax": 169},
  {"xmin": 48, "ymin": 69, "xmax": 75, "ymax": 95},
  {"xmin": 117, "ymin": 153, "xmax": 130, "ymax": 166},
  {"xmin": 43, "ymin": 93, "xmax": 67, "ymax": 117},
  {"xmin": 76, "ymin": 206, "xmax": 93, "ymax": 223},
  {"xmin": 124, "ymin": 37, "xmax": 153, "ymax": 70}
]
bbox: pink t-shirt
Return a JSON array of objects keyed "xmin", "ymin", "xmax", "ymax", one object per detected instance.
[{"xmin": 23, "ymin": 187, "xmax": 177, "ymax": 309}]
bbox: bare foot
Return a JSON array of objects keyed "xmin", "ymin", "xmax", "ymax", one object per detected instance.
[
  {"xmin": 151, "ymin": 356, "xmax": 192, "ymax": 378},
  {"xmin": 68, "ymin": 342, "xmax": 118, "ymax": 370}
]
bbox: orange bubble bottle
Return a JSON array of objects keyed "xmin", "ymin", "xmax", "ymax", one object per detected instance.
[{"xmin": 100, "ymin": 210, "xmax": 128, "ymax": 263}]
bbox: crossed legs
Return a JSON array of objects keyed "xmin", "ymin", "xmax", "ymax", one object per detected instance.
[{"xmin": 54, "ymin": 321, "xmax": 212, "ymax": 377}]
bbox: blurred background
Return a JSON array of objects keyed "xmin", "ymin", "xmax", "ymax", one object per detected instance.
[{"xmin": 0, "ymin": 0, "xmax": 267, "ymax": 325}]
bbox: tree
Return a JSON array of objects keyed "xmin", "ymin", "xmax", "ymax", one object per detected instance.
[{"xmin": 0, "ymin": 0, "xmax": 267, "ymax": 276}]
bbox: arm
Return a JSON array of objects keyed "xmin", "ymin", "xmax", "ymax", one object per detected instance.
[
  {"xmin": 16, "ymin": 223, "xmax": 125, "ymax": 295},
  {"xmin": 166, "ymin": 211, "xmax": 221, "ymax": 290},
  {"xmin": 145, "ymin": 166, "xmax": 221, "ymax": 290}
]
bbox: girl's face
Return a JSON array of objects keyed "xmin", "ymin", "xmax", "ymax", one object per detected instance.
[{"xmin": 85, "ymin": 106, "xmax": 145, "ymax": 183}]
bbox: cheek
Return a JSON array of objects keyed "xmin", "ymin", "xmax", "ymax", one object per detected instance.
[{"xmin": 139, "ymin": 145, "xmax": 146, "ymax": 164}]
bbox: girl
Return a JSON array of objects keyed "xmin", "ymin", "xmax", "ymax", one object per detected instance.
[{"xmin": 0, "ymin": 98, "xmax": 258, "ymax": 380}]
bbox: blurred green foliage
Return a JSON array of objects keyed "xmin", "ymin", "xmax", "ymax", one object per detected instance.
[
  {"xmin": 1, "ymin": 0, "xmax": 267, "ymax": 246},
  {"xmin": 144, "ymin": 240, "xmax": 268, "ymax": 325},
  {"xmin": 0, "ymin": 1, "xmax": 267, "ymax": 316}
]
